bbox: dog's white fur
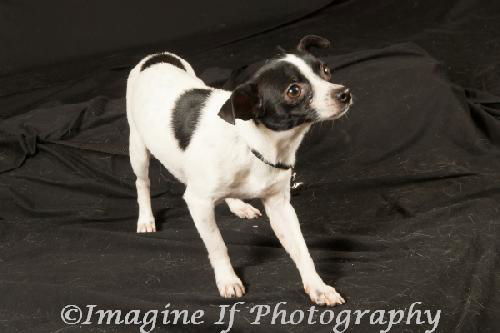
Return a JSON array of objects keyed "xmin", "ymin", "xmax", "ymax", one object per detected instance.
[{"xmin": 126, "ymin": 51, "xmax": 346, "ymax": 306}]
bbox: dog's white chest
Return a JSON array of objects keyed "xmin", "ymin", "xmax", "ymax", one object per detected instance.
[{"xmin": 223, "ymin": 165, "xmax": 291, "ymax": 199}]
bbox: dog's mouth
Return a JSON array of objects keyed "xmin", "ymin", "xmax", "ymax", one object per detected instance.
[{"xmin": 328, "ymin": 104, "xmax": 351, "ymax": 120}]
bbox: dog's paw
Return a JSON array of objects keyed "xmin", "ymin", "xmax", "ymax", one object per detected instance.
[
  {"xmin": 228, "ymin": 200, "xmax": 262, "ymax": 219},
  {"xmin": 304, "ymin": 283, "xmax": 345, "ymax": 306},
  {"xmin": 217, "ymin": 276, "xmax": 246, "ymax": 298},
  {"xmin": 137, "ymin": 217, "xmax": 156, "ymax": 233}
]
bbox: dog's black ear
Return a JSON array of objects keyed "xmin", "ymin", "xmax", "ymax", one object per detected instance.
[
  {"xmin": 297, "ymin": 35, "xmax": 331, "ymax": 53},
  {"xmin": 218, "ymin": 83, "xmax": 260, "ymax": 125}
]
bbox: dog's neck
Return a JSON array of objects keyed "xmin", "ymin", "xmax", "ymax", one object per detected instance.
[{"xmin": 236, "ymin": 120, "xmax": 311, "ymax": 168}]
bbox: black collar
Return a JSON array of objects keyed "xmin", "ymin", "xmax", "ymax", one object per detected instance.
[{"xmin": 250, "ymin": 149, "xmax": 294, "ymax": 170}]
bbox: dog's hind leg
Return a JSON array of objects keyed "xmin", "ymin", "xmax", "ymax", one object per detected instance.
[
  {"xmin": 185, "ymin": 190, "xmax": 245, "ymax": 298},
  {"xmin": 225, "ymin": 198, "xmax": 262, "ymax": 219},
  {"xmin": 129, "ymin": 127, "xmax": 156, "ymax": 233}
]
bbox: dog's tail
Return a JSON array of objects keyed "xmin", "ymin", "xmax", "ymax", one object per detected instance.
[{"xmin": 135, "ymin": 52, "xmax": 196, "ymax": 76}]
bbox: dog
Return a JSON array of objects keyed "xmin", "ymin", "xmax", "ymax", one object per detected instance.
[{"xmin": 126, "ymin": 35, "xmax": 352, "ymax": 306}]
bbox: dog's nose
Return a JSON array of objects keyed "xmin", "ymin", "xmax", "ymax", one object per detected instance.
[{"xmin": 333, "ymin": 88, "xmax": 351, "ymax": 104}]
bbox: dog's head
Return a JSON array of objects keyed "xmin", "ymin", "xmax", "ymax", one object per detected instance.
[{"xmin": 219, "ymin": 35, "xmax": 352, "ymax": 130}]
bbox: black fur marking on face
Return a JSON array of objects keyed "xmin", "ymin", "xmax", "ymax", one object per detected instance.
[
  {"xmin": 141, "ymin": 53, "xmax": 186, "ymax": 72},
  {"xmin": 295, "ymin": 51, "xmax": 322, "ymax": 78},
  {"xmin": 252, "ymin": 61, "xmax": 319, "ymax": 131},
  {"xmin": 172, "ymin": 89, "xmax": 211, "ymax": 150}
]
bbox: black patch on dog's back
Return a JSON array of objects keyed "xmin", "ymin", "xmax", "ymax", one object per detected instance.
[
  {"xmin": 141, "ymin": 53, "xmax": 185, "ymax": 72},
  {"xmin": 172, "ymin": 89, "xmax": 211, "ymax": 150}
]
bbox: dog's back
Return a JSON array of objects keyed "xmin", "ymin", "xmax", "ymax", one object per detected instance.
[
  {"xmin": 126, "ymin": 52, "xmax": 237, "ymax": 185},
  {"xmin": 126, "ymin": 52, "xmax": 207, "ymax": 181}
]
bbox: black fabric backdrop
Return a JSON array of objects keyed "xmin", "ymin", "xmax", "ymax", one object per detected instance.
[{"xmin": 1, "ymin": 0, "xmax": 499, "ymax": 332}]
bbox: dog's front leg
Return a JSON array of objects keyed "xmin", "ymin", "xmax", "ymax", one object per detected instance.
[
  {"xmin": 263, "ymin": 192, "xmax": 345, "ymax": 306},
  {"xmin": 184, "ymin": 189, "xmax": 245, "ymax": 298}
]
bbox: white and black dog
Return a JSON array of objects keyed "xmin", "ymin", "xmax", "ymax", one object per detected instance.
[{"xmin": 126, "ymin": 35, "xmax": 352, "ymax": 306}]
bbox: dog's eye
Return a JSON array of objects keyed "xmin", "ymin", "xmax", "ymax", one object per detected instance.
[
  {"xmin": 286, "ymin": 84, "xmax": 302, "ymax": 98},
  {"xmin": 320, "ymin": 64, "xmax": 331, "ymax": 80}
]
